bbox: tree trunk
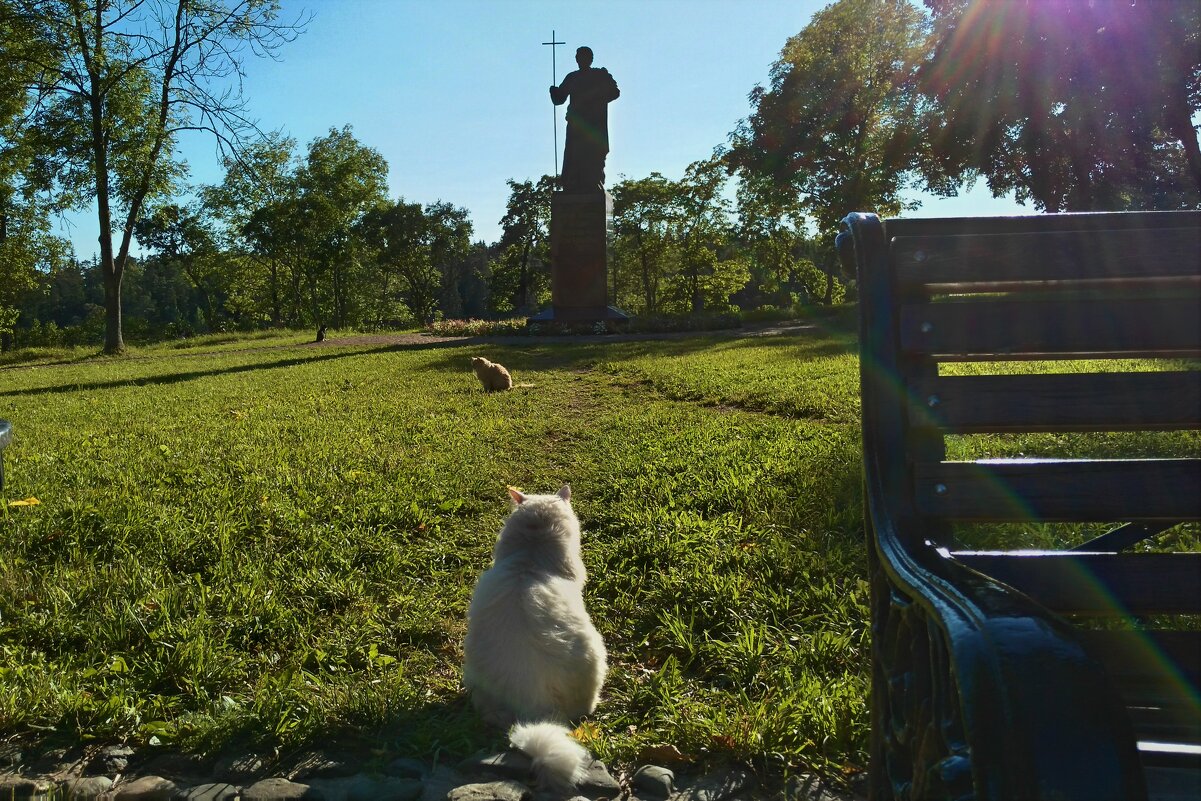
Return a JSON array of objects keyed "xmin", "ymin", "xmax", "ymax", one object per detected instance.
[
  {"xmin": 0, "ymin": 210, "xmax": 9, "ymax": 352},
  {"xmin": 268, "ymin": 258, "xmax": 282, "ymax": 326},
  {"xmin": 95, "ymin": 159, "xmax": 125, "ymax": 352},
  {"xmin": 307, "ymin": 266, "xmax": 321, "ymax": 327},
  {"xmin": 102, "ymin": 260, "xmax": 124, "ymax": 351},
  {"xmin": 641, "ymin": 250, "xmax": 654, "ymax": 313},
  {"xmin": 331, "ymin": 254, "xmax": 344, "ymax": 327},
  {"xmin": 517, "ymin": 240, "xmax": 532, "ymax": 311},
  {"xmin": 1165, "ymin": 95, "xmax": 1201, "ymax": 198},
  {"xmin": 82, "ymin": 7, "xmax": 125, "ymax": 354},
  {"xmin": 289, "ymin": 252, "xmax": 304, "ymax": 324}
]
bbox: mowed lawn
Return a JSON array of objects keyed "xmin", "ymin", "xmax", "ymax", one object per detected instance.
[{"xmin": 0, "ymin": 317, "xmax": 870, "ymax": 780}]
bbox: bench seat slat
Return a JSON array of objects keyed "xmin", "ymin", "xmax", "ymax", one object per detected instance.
[
  {"xmin": 915, "ymin": 458, "xmax": 1201, "ymax": 521},
  {"xmin": 947, "ymin": 551, "xmax": 1201, "ymax": 614},
  {"xmin": 900, "ymin": 297, "xmax": 1201, "ymax": 359},
  {"xmin": 892, "ymin": 227, "xmax": 1201, "ymax": 287},
  {"xmin": 910, "ymin": 372, "xmax": 1201, "ymax": 432}
]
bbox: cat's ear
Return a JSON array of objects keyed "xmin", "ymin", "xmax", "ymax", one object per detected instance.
[
  {"xmin": 508, "ymin": 486, "xmax": 526, "ymax": 505},
  {"xmin": 557, "ymin": 484, "xmax": 572, "ymax": 503}
]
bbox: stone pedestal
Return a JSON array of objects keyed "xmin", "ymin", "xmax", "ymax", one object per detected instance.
[{"xmin": 528, "ymin": 191, "xmax": 629, "ymax": 324}]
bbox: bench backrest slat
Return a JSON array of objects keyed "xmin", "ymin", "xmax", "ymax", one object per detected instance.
[
  {"xmin": 909, "ymin": 372, "xmax": 1201, "ymax": 432},
  {"xmin": 914, "ymin": 458, "xmax": 1201, "ymax": 522},
  {"xmin": 892, "ymin": 226, "xmax": 1201, "ymax": 286},
  {"xmin": 899, "ymin": 296, "xmax": 1201, "ymax": 359},
  {"xmin": 1076, "ymin": 630, "xmax": 1201, "ymax": 692}
]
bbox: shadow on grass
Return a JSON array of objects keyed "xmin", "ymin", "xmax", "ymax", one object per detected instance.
[
  {"xmin": 0, "ymin": 318, "xmax": 860, "ymax": 400},
  {"xmin": 0, "ymin": 340, "xmax": 471, "ymax": 398},
  {"xmin": 234, "ymin": 694, "xmax": 503, "ymax": 777},
  {"xmin": 423, "ymin": 332, "xmax": 809, "ymax": 375},
  {"xmin": 12, "ymin": 695, "xmax": 500, "ymax": 782}
]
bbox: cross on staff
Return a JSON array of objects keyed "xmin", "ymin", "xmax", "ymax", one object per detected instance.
[{"xmin": 543, "ymin": 29, "xmax": 565, "ymax": 179}]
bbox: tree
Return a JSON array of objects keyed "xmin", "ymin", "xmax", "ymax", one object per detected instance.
[
  {"xmin": 667, "ymin": 156, "xmax": 737, "ymax": 314},
  {"xmin": 425, "ymin": 201, "xmax": 474, "ymax": 319},
  {"xmin": 357, "ymin": 198, "xmax": 472, "ymax": 326},
  {"xmin": 610, "ymin": 173, "xmax": 676, "ymax": 314},
  {"xmin": 609, "ymin": 159, "xmax": 748, "ymax": 316},
  {"xmin": 0, "ymin": 2, "xmax": 75, "ymax": 349},
  {"xmin": 491, "ymin": 176, "xmax": 553, "ymax": 314},
  {"xmin": 358, "ymin": 200, "xmax": 434, "ymax": 324},
  {"xmin": 294, "ymin": 126, "xmax": 388, "ymax": 328},
  {"xmin": 921, "ymin": 0, "xmax": 1201, "ymax": 211},
  {"xmin": 134, "ymin": 202, "xmax": 224, "ymax": 330},
  {"xmin": 4, "ymin": 0, "xmax": 307, "ymax": 353},
  {"xmin": 729, "ymin": 0, "xmax": 932, "ymax": 243},
  {"xmin": 202, "ymin": 133, "xmax": 299, "ymax": 326},
  {"xmin": 733, "ymin": 173, "xmax": 810, "ymax": 308}
]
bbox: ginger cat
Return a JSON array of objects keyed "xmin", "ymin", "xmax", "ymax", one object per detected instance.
[{"xmin": 471, "ymin": 356, "xmax": 513, "ymax": 392}]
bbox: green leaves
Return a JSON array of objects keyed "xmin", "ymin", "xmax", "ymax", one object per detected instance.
[{"xmin": 729, "ymin": 0, "xmax": 931, "ymax": 230}]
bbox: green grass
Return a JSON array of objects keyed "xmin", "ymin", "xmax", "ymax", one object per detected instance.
[
  {"xmin": 2, "ymin": 320, "xmax": 1194, "ymax": 787},
  {"xmin": 0, "ymin": 323, "xmax": 869, "ymax": 783}
]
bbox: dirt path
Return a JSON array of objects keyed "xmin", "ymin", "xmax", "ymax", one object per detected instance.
[{"xmin": 312, "ymin": 320, "xmax": 818, "ymax": 349}]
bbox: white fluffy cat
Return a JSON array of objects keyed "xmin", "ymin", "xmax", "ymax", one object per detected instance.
[{"xmin": 462, "ymin": 484, "xmax": 607, "ymax": 792}]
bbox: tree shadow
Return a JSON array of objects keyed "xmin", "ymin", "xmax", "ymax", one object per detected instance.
[
  {"xmin": 0, "ymin": 320, "xmax": 860, "ymax": 399},
  {"xmin": 0, "ymin": 340, "xmax": 472, "ymax": 399},
  {"xmin": 421, "ymin": 332, "xmax": 789, "ymax": 375}
]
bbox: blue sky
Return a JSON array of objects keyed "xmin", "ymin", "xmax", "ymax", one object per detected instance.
[{"xmin": 61, "ymin": 0, "xmax": 1024, "ymax": 258}]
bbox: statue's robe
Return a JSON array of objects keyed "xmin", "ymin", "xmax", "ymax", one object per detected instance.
[{"xmin": 550, "ymin": 67, "xmax": 620, "ymax": 192}]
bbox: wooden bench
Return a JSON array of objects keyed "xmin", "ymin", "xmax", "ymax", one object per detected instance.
[{"xmin": 838, "ymin": 210, "xmax": 1200, "ymax": 801}]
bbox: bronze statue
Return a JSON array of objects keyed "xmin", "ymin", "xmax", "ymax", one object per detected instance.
[{"xmin": 550, "ymin": 47, "xmax": 619, "ymax": 193}]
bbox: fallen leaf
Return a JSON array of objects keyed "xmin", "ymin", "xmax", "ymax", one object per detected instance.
[
  {"xmin": 710, "ymin": 734, "xmax": 737, "ymax": 751},
  {"xmin": 637, "ymin": 744, "xmax": 687, "ymax": 764},
  {"xmin": 8, "ymin": 497, "xmax": 41, "ymax": 507}
]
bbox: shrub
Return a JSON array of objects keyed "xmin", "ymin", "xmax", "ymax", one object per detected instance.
[{"xmin": 426, "ymin": 318, "xmax": 530, "ymax": 337}]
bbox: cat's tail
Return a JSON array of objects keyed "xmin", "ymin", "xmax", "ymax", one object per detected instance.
[{"xmin": 508, "ymin": 721, "xmax": 591, "ymax": 793}]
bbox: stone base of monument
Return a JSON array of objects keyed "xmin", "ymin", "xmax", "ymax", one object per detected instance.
[{"xmin": 527, "ymin": 191, "xmax": 631, "ymax": 327}]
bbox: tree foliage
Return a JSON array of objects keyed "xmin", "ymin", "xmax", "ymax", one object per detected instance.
[
  {"xmin": 358, "ymin": 199, "xmax": 474, "ymax": 325},
  {"xmin": 491, "ymin": 176, "xmax": 553, "ymax": 314},
  {"xmin": 920, "ymin": 0, "xmax": 1201, "ymax": 211},
  {"xmin": 293, "ymin": 126, "xmax": 389, "ymax": 327},
  {"xmin": 609, "ymin": 156, "xmax": 753, "ymax": 315},
  {"xmin": 610, "ymin": 172, "xmax": 675, "ymax": 314},
  {"xmin": 728, "ymin": 0, "xmax": 933, "ymax": 235}
]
